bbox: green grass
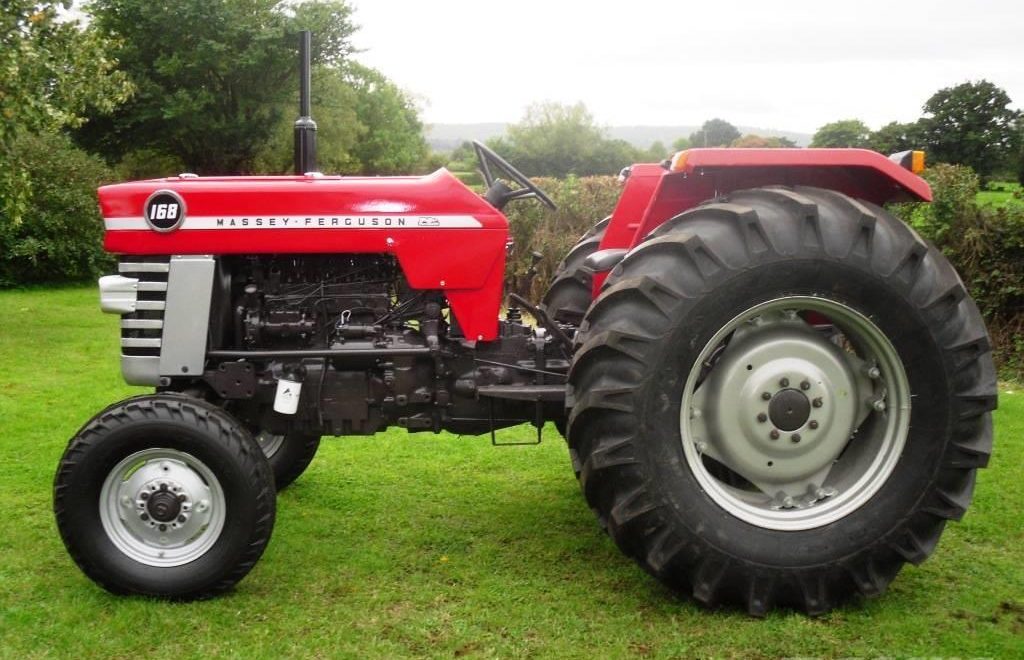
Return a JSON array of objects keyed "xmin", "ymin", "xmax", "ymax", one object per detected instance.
[
  {"xmin": 1, "ymin": 286, "xmax": 1022, "ymax": 659},
  {"xmin": 978, "ymin": 181, "xmax": 1023, "ymax": 208}
]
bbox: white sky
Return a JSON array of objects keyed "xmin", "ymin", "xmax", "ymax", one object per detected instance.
[{"xmin": 351, "ymin": 0, "xmax": 1024, "ymax": 133}]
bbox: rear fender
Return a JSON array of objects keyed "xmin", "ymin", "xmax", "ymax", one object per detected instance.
[{"xmin": 594, "ymin": 148, "xmax": 932, "ymax": 292}]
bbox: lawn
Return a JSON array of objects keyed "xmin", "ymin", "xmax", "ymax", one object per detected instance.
[
  {"xmin": 0, "ymin": 286, "xmax": 1021, "ymax": 659},
  {"xmin": 978, "ymin": 181, "xmax": 1023, "ymax": 208}
]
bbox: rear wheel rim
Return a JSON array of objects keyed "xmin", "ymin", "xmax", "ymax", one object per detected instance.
[
  {"xmin": 99, "ymin": 448, "xmax": 226, "ymax": 566},
  {"xmin": 680, "ymin": 296, "xmax": 910, "ymax": 531}
]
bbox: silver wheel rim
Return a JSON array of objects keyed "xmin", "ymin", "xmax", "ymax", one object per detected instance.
[
  {"xmin": 255, "ymin": 431, "xmax": 285, "ymax": 459},
  {"xmin": 680, "ymin": 296, "xmax": 910, "ymax": 531},
  {"xmin": 99, "ymin": 448, "xmax": 226, "ymax": 567}
]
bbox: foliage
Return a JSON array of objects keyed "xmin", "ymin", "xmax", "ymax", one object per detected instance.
[
  {"xmin": 77, "ymin": 0, "xmax": 357, "ymax": 174},
  {"xmin": 919, "ymin": 81, "xmax": 1020, "ymax": 178},
  {"xmin": 688, "ymin": 118, "xmax": 740, "ymax": 148},
  {"xmin": 671, "ymin": 136, "xmax": 691, "ymax": 151},
  {"xmin": 253, "ymin": 63, "xmax": 428, "ymax": 175},
  {"xmin": 810, "ymin": 119, "xmax": 871, "ymax": 148},
  {"xmin": 0, "ymin": 132, "xmax": 115, "ymax": 286},
  {"xmin": 503, "ymin": 176, "xmax": 622, "ymax": 300},
  {"xmin": 487, "ymin": 103, "xmax": 640, "ymax": 177},
  {"xmin": 868, "ymin": 120, "xmax": 925, "ymax": 155},
  {"xmin": 891, "ymin": 164, "xmax": 1024, "ymax": 378},
  {"xmin": 0, "ymin": 1, "xmax": 131, "ymax": 146},
  {"xmin": 730, "ymin": 134, "xmax": 796, "ymax": 148},
  {"xmin": 1, "ymin": 2, "xmax": 130, "ymax": 231}
]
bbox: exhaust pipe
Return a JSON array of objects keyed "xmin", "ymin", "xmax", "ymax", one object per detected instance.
[{"xmin": 293, "ymin": 30, "xmax": 317, "ymax": 175}]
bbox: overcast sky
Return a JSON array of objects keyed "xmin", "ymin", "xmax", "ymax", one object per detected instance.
[{"xmin": 350, "ymin": 0, "xmax": 1024, "ymax": 133}]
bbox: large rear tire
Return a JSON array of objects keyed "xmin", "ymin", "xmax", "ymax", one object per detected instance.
[
  {"xmin": 567, "ymin": 186, "xmax": 996, "ymax": 615},
  {"xmin": 54, "ymin": 394, "xmax": 276, "ymax": 599}
]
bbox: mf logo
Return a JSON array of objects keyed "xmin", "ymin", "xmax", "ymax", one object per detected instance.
[{"xmin": 144, "ymin": 190, "xmax": 187, "ymax": 232}]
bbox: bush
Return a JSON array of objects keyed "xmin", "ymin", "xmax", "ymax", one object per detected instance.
[
  {"xmin": 892, "ymin": 163, "xmax": 1024, "ymax": 379},
  {"xmin": 0, "ymin": 132, "xmax": 115, "ymax": 286},
  {"xmin": 503, "ymin": 175, "xmax": 622, "ymax": 301}
]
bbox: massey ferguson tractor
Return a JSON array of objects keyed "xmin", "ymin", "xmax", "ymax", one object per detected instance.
[{"xmin": 54, "ymin": 33, "xmax": 996, "ymax": 615}]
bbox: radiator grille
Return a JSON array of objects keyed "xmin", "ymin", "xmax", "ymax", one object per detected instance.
[{"xmin": 118, "ymin": 257, "xmax": 169, "ymax": 357}]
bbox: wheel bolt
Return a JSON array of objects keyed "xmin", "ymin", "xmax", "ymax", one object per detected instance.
[
  {"xmin": 140, "ymin": 492, "xmax": 149, "ymax": 500},
  {"xmin": 178, "ymin": 494, "xmax": 187, "ymax": 502},
  {"xmin": 769, "ymin": 430, "xmax": 780, "ymax": 440},
  {"xmin": 809, "ymin": 420, "xmax": 819, "ymax": 430},
  {"xmin": 757, "ymin": 413, "xmax": 768, "ymax": 423},
  {"xmin": 866, "ymin": 366, "xmax": 881, "ymax": 379},
  {"xmin": 140, "ymin": 513, "xmax": 149, "ymax": 521},
  {"xmin": 177, "ymin": 515, "xmax": 187, "ymax": 523},
  {"xmin": 158, "ymin": 524, "xmax": 167, "ymax": 532},
  {"xmin": 779, "ymin": 378, "xmax": 790, "ymax": 387},
  {"xmin": 872, "ymin": 399, "xmax": 886, "ymax": 412},
  {"xmin": 800, "ymin": 380, "xmax": 810, "ymax": 390},
  {"xmin": 791, "ymin": 434, "xmax": 802, "ymax": 443},
  {"xmin": 812, "ymin": 397, "xmax": 823, "ymax": 408},
  {"xmin": 761, "ymin": 392, "xmax": 772, "ymax": 401}
]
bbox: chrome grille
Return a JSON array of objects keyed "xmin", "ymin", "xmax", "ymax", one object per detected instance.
[{"xmin": 118, "ymin": 257, "xmax": 169, "ymax": 357}]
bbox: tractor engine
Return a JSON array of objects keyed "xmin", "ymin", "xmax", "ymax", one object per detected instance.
[{"xmin": 196, "ymin": 255, "xmax": 566, "ymax": 440}]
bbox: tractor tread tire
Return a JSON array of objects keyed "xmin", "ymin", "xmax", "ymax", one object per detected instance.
[
  {"xmin": 54, "ymin": 393, "xmax": 276, "ymax": 599},
  {"xmin": 567, "ymin": 186, "xmax": 996, "ymax": 615},
  {"xmin": 541, "ymin": 216, "xmax": 610, "ymax": 325},
  {"xmin": 267, "ymin": 434, "xmax": 321, "ymax": 490}
]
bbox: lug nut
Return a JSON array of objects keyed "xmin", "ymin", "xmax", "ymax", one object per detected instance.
[
  {"xmin": 779, "ymin": 378, "xmax": 790, "ymax": 387},
  {"xmin": 812, "ymin": 397, "xmax": 823, "ymax": 408},
  {"xmin": 800, "ymin": 380, "xmax": 811, "ymax": 390},
  {"xmin": 866, "ymin": 366, "xmax": 881, "ymax": 379},
  {"xmin": 158, "ymin": 524, "xmax": 167, "ymax": 532},
  {"xmin": 177, "ymin": 515, "xmax": 187, "ymax": 523},
  {"xmin": 791, "ymin": 434, "xmax": 802, "ymax": 443},
  {"xmin": 872, "ymin": 399, "xmax": 886, "ymax": 412},
  {"xmin": 762, "ymin": 392, "xmax": 772, "ymax": 401},
  {"xmin": 140, "ymin": 513, "xmax": 149, "ymax": 521},
  {"xmin": 808, "ymin": 420, "xmax": 819, "ymax": 430},
  {"xmin": 140, "ymin": 492, "xmax": 150, "ymax": 500},
  {"xmin": 757, "ymin": 413, "xmax": 768, "ymax": 423},
  {"xmin": 769, "ymin": 430, "xmax": 780, "ymax": 440}
]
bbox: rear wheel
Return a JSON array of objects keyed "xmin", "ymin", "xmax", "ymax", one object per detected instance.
[
  {"xmin": 568, "ymin": 186, "xmax": 996, "ymax": 614},
  {"xmin": 254, "ymin": 431, "xmax": 320, "ymax": 490},
  {"xmin": 54, "ymin": 394, "xmax": 276, "ymax": 599}
]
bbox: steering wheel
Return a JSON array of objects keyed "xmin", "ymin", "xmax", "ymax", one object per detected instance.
[{"xmin": 472, "ymin": 141, "xmax": 557, "ymax": 211}]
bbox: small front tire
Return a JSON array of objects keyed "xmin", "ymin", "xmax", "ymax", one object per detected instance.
[
  {"xmin": 54, "ymin": 394, "xmax": 276, "ymax": 599},
  {"xmin": 254, "ymin": 431, "xmax": 321, "ymax": 490}
]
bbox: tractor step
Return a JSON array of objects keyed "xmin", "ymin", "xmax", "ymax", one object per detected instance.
[{"xmin": 476, "ymin": 384, "xmax": 566, "ymax": 402}]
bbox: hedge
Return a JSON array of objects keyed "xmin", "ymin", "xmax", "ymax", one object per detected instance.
[{"xmin": 0, "ymin": 132, "xmax": 115, "ymax": 286}]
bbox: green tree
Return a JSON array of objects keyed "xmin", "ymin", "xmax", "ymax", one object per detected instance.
[
  {"xmin": 1, "ymin": 1, "xmax": 130, "ymax": 231},
  {"xmin": 920, "ymin": 80, "xmax": 1020, "ymax": 177},
  {"xmin": 491, "ymin": 102, "xmax": 640, "ymax": 177},
  {"xmin": 671, "ymin": 136, "xmax": 691, "ymax": 151},
  {"xmin": 868, "ymin": 120, "xmax": 925, "ymax": 155},
  {"xmin": 77, "ymin": 0, "xmax": 357, "ymax": 174},
  {"xmin": 810, "ymin": 119, "xmax": 871, "ymax": 148},
  {"xmin": 689, "ymin": 119, "xmax": 740, "ymax": 147}
]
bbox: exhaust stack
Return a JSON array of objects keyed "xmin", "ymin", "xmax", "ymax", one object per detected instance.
[{"xmin": 293, "ymin": 30, "xmax": 317, "ymax": 175}]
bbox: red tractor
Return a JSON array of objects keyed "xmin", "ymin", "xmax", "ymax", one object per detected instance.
[{"xmin": 54, "ymin": 34, "xmax": 995, "ymax": 615}]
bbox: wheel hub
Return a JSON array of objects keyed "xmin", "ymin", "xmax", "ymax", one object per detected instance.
[
  {"xmin": 689, "ymin": 311, "xmax": 868, "ymax": 499},
  {"xmin": 99, "ymin": 449, "xmax": 225, "ymax": 567},
  {"xmin": 769, "ymin": 388, "xmax": 810, "ymax": 431},
  {"xmin": 145, "ymin": 485, "xmax": 182, "ymax": 522}
]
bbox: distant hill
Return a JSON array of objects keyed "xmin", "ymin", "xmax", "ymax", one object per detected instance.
[{"xmin": 427, "ymin": 123, "xmax": 812, "ymax": 152}]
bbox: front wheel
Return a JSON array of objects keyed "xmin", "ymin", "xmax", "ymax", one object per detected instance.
[
  {"xmin": 54, "ymin": 394, "xmax": 276, "ymax": 599},
  {"xmin": 253, "ymin": 431, "xmax": 320, "ymax": 490},
  {"xmin": 568, "ymin": 186, "xmax": 996, "ymax": 614}
]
